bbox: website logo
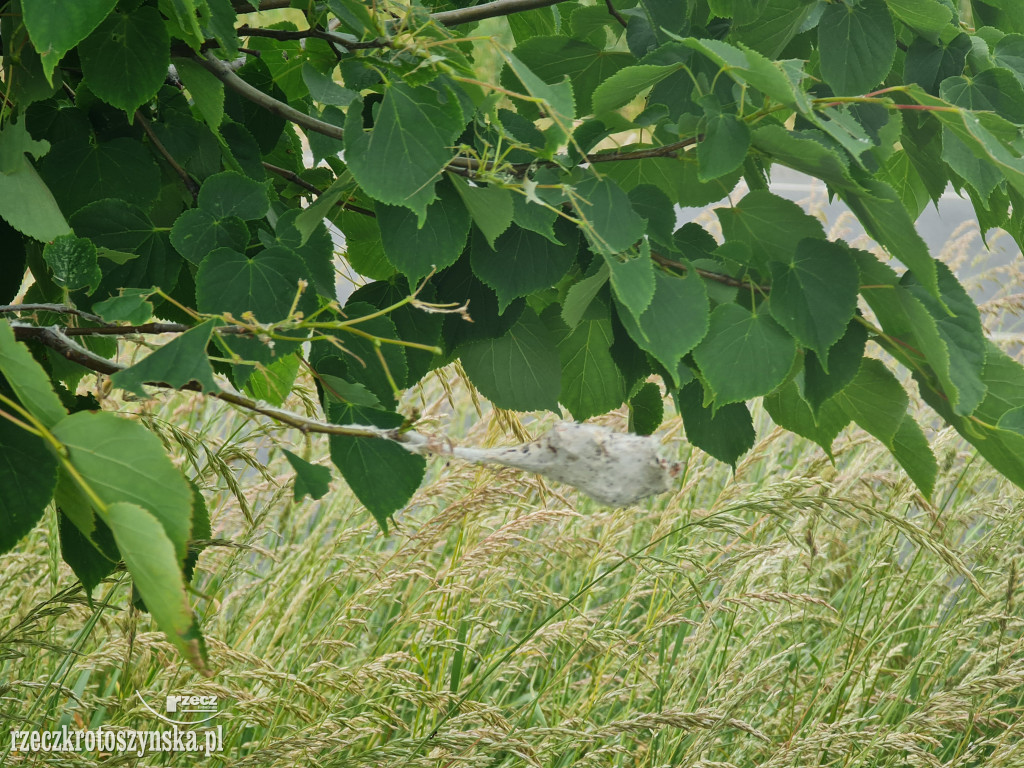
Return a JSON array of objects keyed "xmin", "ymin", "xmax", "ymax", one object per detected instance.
[{"xmin": 136, "ymin": 692, "xmax": 219, "ymax": 725}]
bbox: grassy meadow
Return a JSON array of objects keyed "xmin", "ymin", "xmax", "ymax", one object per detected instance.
[{"xmin": 2, "ymin": 223, "xmax": 1024, "ymax": 766}]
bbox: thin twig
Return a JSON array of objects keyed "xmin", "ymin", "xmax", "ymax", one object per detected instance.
[
  {"xmin": 197, "ymin": 52, "xmax": 344, "ymax": 141},
  {"xmin": 431, "ymin": 0, "xmax": 572, "ymax": 26},
  {"xmin": 0, "ymin": 304, "xmax": 109, "ymax": 324},
  {"xmin": 262, "ymin": 162, "xmax": 377, "ymax": 217},
  {"xmin": 603, "ymin": 0, "xmax": 628, "ymax": 28},
  {"xmin": 237, "ymin": 24, "xmax": 392, "ymax": 51},
  {"xmin": 135, "ymin": 111, "xmax": 199, "ymax": 200},
  {"xmin": 652, "ymin": 253, "xmax": 770, "ymax": 292}
]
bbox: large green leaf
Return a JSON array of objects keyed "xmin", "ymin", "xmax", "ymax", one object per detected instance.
[
  {"xmin": 683, "ymin": 38, "xmax": 801, "ymax": 108},
  {"xmin": 79, "ymin": 6, "xmax": 170, "ymax": 114},
  {"xmin": 170, "ymin": 208, "xmax": 249, "ymax": 266},
  {"xmin": 378, "ymin": 177, "xmax": 471, "ymax": 283},
  {"xmin": 0, "ymin": 154, "xmax": 71, "ymax": 241},
  {"xmin": 885, "ymin": 0, "xmax": 954, "ymax": 41},
  {"xmin": 698, "ymin": 113, "xmax": 751, "ymax": 182},
  {"xmin": 460, "ymin": 308, "xmax": 561, "ymax": 412},
  {"xmin": 450, "ymin": 177, "xmax": 514, "ymax": 249},
  {"xmin": 768, "ymin": 239, "xmax": 859, "ymax": 361},
  {"xmin": 344, "ymin": 83, "xmax": 466, "ymax": 221},
  {"xmin": 674, "ymin": 380, "xmax": 755, "ymax": 467},
  {"xmin": 555, "ymin": 298, "xmax": 627, "ymax": 420},
  {"xmin": 691, "ymin": 303, "xmax": 797, "ymax": 405},
  {"xmin": 39, "ymin": 138, "xmax": 161, "ymax": 216},
  {"xmin": 750, "ymin": 125, "xmax": 860, "ymax": 193},
  {"xmin": 23, "ymin": 0, "xmax": 118, "ymax": 82},
  {"xmin": 328, "ymin": 403, "xmax": 426, "ymax": 531},
  {"xmin": 607, "ymin": 253, "xmax": 656, "ymax": 322},
  {"xmin": 197, "ymin": 171, "xmax": 270, "ymax": 221},
  {"xmin": 716, "ymin": 190, "xmax": 826, "ymax": 271},
  {"xmin": 111, "ymin": 320, "xmax": 222, "ymax": 397},
  {"xmin": 173, "ymin": 57, "xmax": 225, "ymax": 129},
  {"xmin": 940, "ymin": 67, "xmax": 1024, "ymax": 124},
  {"xmin": 0, "ymin": 319, "xmax": 67, "ymax": 429},
  {"xmin": 804, "ymin": 319, "xmax": 868, "ymax": 414},
  {"xmin": 616, "ymin": 268, "xmax": 710, "ymax": 385},
  {"xmin": 764, "ymin": 380, "xmax": 850, "ymax": 458},
  {"xmin": 471, "ymin": 219, "xmax": 579, "ymax": 311},
  {"xmin": 51, "ymin": 411, "xmax": 193, "ymax": 564},
  {"xmin": 728, "ymin": 0, "xmax": 817, "ymax": 58},
  {"xmin": 603, "ymin": 154, "xmax": 742, "ymax": 207},
  {"xmin": 818, "ymin": 0, "xmax": 896, "ymax": 96},
  {"xmin": 499, "ymin": 50, "xmax": 576, "ymax": 152},
  {"xmin": 0, "ymin": 417, "xmax": 58, "ymax": 554},
  {"xmin": 573, "ymin": 174, "xmax": 645, "ymax": 255},
  {"xmin": 628, "ymin": 381, "xmax": 664, "ymax": 436},
  {"xmin": 591, "ymin": 64, "xmax": 683, "ymax": 115},
  {"xmin": 105, "ymin": 501, "xmax": 210, "ymax": 675}
]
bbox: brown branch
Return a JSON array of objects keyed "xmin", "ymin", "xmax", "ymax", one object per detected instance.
[
  {"xmin": 237, "ymin": 24, "xmax": 392, "ymax": 51},
  {"xmin": 652, "ymin": 252, "xmax": 770, "ymax": 292},
  {"xmin": 262, "ymin": 162, "xmax": 377, "ymax": 217},
  {"xmin": 14, "ymin": 325, "xmax": 401, "ymax": 441},
  {"xmin": 431, "ymin": 0, "xmax": 572, "ymax": 26},
  {"xmin": 135, "ymin": 111, "xmax": 199, "ymax": 200},
  {"xmin": 196, "ymin": 52, "xmax": 344, "ymax": 141},
  {"xmin": 603, "ymin": 0, "xmax": 628, "ymax": 28},
  {"xmin": 0, "ymin": 304, "xmax": 108, "ymax": 324}
]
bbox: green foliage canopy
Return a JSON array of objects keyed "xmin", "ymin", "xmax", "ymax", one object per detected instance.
[{"xmin": 2, "ymin": 0, "xmax": 1024, "ymax": 672}]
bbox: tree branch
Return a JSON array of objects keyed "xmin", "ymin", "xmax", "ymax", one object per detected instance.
[
  {"xmin": 196, "ymin": 52, "xmax": 344, "ymax": 141},
  {"xmin": 652, "ymin": 252, "xmax": 770, "ymax": 292},
  {"xmin": 135, "ymin": 111, "xmax": 199, "ymax": 200},
  {"xmin": 0, "ymin": 304, "xmax": 108, "ymax": 324},
  {"xmin": 262, "ymin": 162, "xmax": 377, "ymax": 217},
  {"xmin": 603, "ymin": 0, "xmax": 628, "ymax": 28},
  {"xmin": 237, "ymin": 24, "xmax": 392, "ymax": 51},
  {"xmin": 431, "ymin": 0, "xmax": 572, "ymax": 26}
]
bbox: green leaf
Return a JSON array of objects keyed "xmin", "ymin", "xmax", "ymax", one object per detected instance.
[
  {"xmin": 196, "ymin": 247, "xmax": 315, "ymax": 369},
  {"xmin": 23, "ymin": 0, "xmax": 118, "ymax": 83},
  {"xmin": 591, "ymin": 64, "xmax": 683, "ymax": 115},
  {"xmin": 282, "ymin": 449, "xmax": 332, "ymax": 502},
  {"xmin": 607, "ymin": 253, "xmax": 656, "ymax": 321},
  {"xmin": 378, "ymin": 178, "xmax": 471, "ymax": 284},
  {"xmin": 0, "ymin": 319, "xmax": 67, "ymax": 429},
  {"xmin": 301, "ymin": 62, "xmax": 357, "ymax": 106},
  {"xmin": 42, "ymin": 234, "xmax": 101, "ymax": 293},
  {"xmin": 503, "ymin": 37, "xmax": 629, "ymax": 116},
  {"xmin": 628, "ymin": 381, "xmax": 664, "ymax": 436},
  {"xmin": 674, "ymin": 380, "xmax": 755, "ymax": 467},
  {"xmin": 450, "ymin": 176, "xmax": 514, "ymax": 249},
  {"xmin": 833, "ymin": 358, "xmax": 907, "ymax": 444},
  {"xmin": 0, "ymin": 119, "xmax": 50, "ymax": 174},
  {"xmin": 768, "ymin": 239, "xmax": 859, "ymax": 361},
  {"xmin": 0, "ymin": 154, "xmax": 71, "ymax": 241},
  {"xmin": 804, "ymin": 319, "xmax": 868, "ymax": 413},
  {"xmin": 198, "ymin": 171, "xmax": 270, "ymax": 221},
  {"xmin": 512, "ymin": 193, "xmax": 560, "ymax": 244},
  {"xmin": 574, "ymin": 175, "xmax": 645, "ymax": 255},
  {"xmin": 764, "ymin": 380, "xmax": 850, "ymax": 458},
  {"xmin": 0, "ymin": 417, "xmax": 58, "ymax": 554},
  {"xmin": 170, "ymin": 208, "xmax": 250, "ymax": 266},
  {"xmin": 818, "ymin": 0, "xmax": 896, "ymax": 96},
  {"xmin": 39, "ymin": 137, "xmax": 161, "ymax": 216},
  {"xmin": 698, "ymin": 113, "xmax": 751, "ymax": 182},
  {"xmin": 471, "ymin": 219, "xmax": 579, "ymax": 312},
  {"xmin": 750, "ymin": 125, "xmax": 860, "ymax": 193},
  {"xmin": 616, "ymin": 269, "xmax": 710, "ymax": 385},
  {"xmin": 52, "ymin": 411, "xmax": 193, "ymax": 564},
  {"xmin": 344, "ymin": 83, "xmax": 466, "ymax": 221},
  {"xmin": 692, "ymin": 303, "xmax": 797, "ymax": 405},
  {"xmin": 683, "ymin": 38, "xmax": 801, "ymax": 108},
  {"xmin": 460, "ymin": 308, "xmax": 561, "ymax": 412},
  {"xmin": 244, "ymin": 352, "xmax": 300, "ymax": 407},
  {"xmin": 603, "ymin": 154, "xmax": 742, "ymax": 208},
  {"xmin": 499, "ymin": 49, "xmax": 576, "ymax": 151},
  {"xmin": 562, "ymin": 264, "xmax": 610, "ymax": 328},
  {"xmin": 940, "ymin": 68, "xmax": 1024, "ymax": 124},
  {"xmin": 105, "ymin": 501, "xmax": 210, "ymax": 675},
  {"xmin": 272, "ymin": 209, "xmax": 336, "ymax": 298},
  {"xmin": 890, "ymin": 413, "xmax": 937, "ymax": 497},
  {"xmin": 111, "ymin": 320, "xmax": 222, "ymax": 397},
  {"xmin": 716, "ymin": 190, "xmax": 826, "ymax": 271},
  {"xmin": 58, "ymin": 509, "xmax": 116, "ymax": 596},
  {"xmin": 885, "ymin": 0, "xmax": 953, "ymax": 42},
  {"xmin": 79, "ymin": 6, "xmax": 170, "ymax": 114},
  {"xmin": 328, "ymin": 404, "xmax": 426, "ymax": 531},
  {"xmin": 838, "ymin": 178, "xmax": 939, "ymax": 300},
  {"xmin": 172, "ymin": 57, "xmax": 225, "ymax": 129},
  {"xmin": 555, "ymin": 298, "xmax": 627, "ymax": 421}
]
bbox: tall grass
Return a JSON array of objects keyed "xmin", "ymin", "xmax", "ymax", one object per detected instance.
[{"xmin": 2, "ymin": 227, "xmax": 1024, "ymax": 767}]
